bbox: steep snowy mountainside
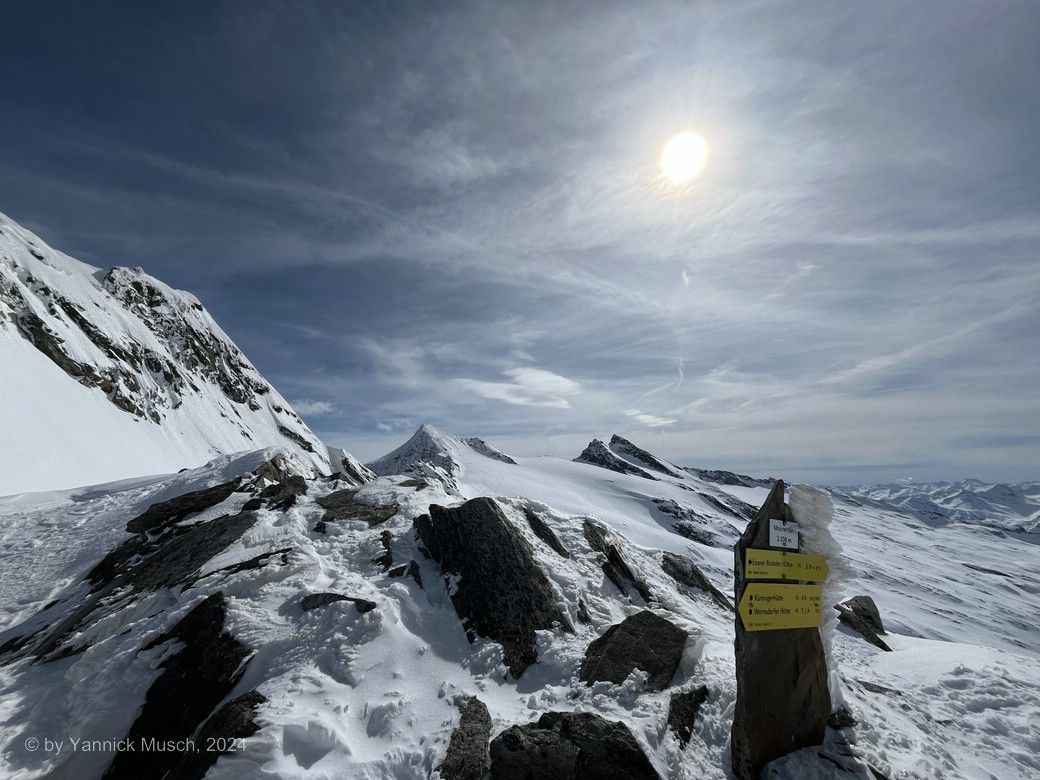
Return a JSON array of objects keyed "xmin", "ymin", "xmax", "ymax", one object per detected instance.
[
  {"xmin": 0, "ymin": 432, "xmax": 1038, "ymax": 778},
  {"xmin": 844, "ymin": 478, "xmax": 1040, "ymax": 532},
  {"xmin": 0, "ymin": 211, "xmax": 331, "ymax": 494}
]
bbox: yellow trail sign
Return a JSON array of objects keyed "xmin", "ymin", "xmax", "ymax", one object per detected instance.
[
  {"xmin": 738, "ymin": 583, "xmax": 823, "ymax": 632},
  {"xmin": 745, "ymin": 549, "xmax": 828, "ymax": 583}
]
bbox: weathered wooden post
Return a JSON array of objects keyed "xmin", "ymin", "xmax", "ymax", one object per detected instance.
[{"xmin": 731, "ymin": 479, "xmax": 831, "ymax": 779}]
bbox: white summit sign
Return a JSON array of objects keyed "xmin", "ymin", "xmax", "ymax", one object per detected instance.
[{"xmin": 769, "ymin": 518, "xmax": 799, "ymax": 550}]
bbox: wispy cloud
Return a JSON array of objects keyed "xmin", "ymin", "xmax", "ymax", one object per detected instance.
[
  {"xmin": 291, "ymin": 399, "xmax": 336, "ymax": 416},
  {"xmin": 624, "ymin": 409, "xmax": 677, "ymax": 428},
  {"xmin": 456, "ymin": 367, "xmax": 581, "ymax": 409}
]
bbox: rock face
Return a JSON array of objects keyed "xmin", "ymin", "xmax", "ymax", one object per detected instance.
[
  {"xmin": 489, "ymin": 711, "xmax": 661, "ymax": 779},
  {"xmin": 258, "ymin": 475, "xmax": 308, "ymax": 511},
  {"xmin": 104, "ymin": 593, "xmax": 253, "ymax": 779},
  {"xmin": 608, "ymin": 434, "xmax": 680, "ymax": 476},
  {"xmin": 579, "ymin": 610, "xmax": 687, "ymax": 691},
  {"xmin": 731, "ymin": 480, "xmax": 831, "ymax": 780},
  {"xmin": 835, "ymin": 595, "xmax": 891, "ymax": 651},
  {"xmin": 574, "ymin": 439, "xmax": 657, "ymax": 480},
  {"xmin": 439, "ymin": 697, "xmax": 493, "ymax": 780},
  {"xmin": 166, "ymin": 690, "xmax": 267, "ymax": 780},
  {"xmin": 414, "ymin": 497, "xmax": 571, "ymax": 677},
  {"xmin": 668, "ymin": 685, "xmax": 710, "ymax": 748}
]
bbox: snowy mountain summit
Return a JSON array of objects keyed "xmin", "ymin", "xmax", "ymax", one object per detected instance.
[{"xmin": 0, "ymin": 212, "xmax": 330, "ymax": 493}]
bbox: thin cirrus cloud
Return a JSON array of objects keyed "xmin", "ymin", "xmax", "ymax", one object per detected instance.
[
  {"xmin": 0, "ymin": 2, "xmax": 1037, "ymax": 482},
  {"xmin": 456, "ymin": 368, "xmax": 581, "ymax": 409}
]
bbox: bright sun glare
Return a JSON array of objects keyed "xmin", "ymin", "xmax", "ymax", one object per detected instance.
[{"xmin": 660, "ymin": 131, "xmax": 709, "ymax": 184}]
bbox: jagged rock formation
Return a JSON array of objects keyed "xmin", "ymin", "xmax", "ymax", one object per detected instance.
[
  {"xmin": 579, "ymin": 610, "xmax": 688, "ymax": 691},
  {"xmin": 489, "ymin": 711, "xmax": 661, "ymax": 779},
  {"xmin": 574, "ymin": 439, "xmax": 657, "ymax": 480},
  {"xmin": 731, "ymin": 480, "xmax": 830, "ymax": 780},
  {"xmin": 316, "ymin": 488, "xmax": 398, "ymax": 527},
  {"xmin": 300, "ymin": 592, "xmax": 377, "ymax": 613},
  {"xmin": 608, "ymin": 434, "xmax": 683, "ymax": 476},
  {"xmin": 414, "ymin": 497, "xmax": 572, "ymax": 676},
  {"xmin": 682, "ymin": 466, "xmax": 773, "ymax": 489},
  {"xmin": 439, "ymin": 697, "xmax": 493, "ymax": 780},
  {"xmin": 523, "ymin": 506, "xmax": 571, "ymax": 558},
  {"xmin": 583, "ymin": 521, "xmax": 655, "ymax": 602}
]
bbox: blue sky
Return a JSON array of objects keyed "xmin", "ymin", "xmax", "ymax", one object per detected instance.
[{"xmin": 1, "ymin": 1, "xmax": 1038, "ymax": 483}]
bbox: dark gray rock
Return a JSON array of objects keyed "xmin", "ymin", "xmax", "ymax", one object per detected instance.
[
  {"xmin": 574, "ymin": 439, "xmax": 657, "ymax": 480},
  {"xmin": 523, "ymin": 507, "xmax": 571, "ymax": 558},
  {"xmin": 103, "ymin": 593, "xmax": 252, "ymax": 779},
  {"xmin": 388, "ymin": 560, "xmax": 423, "ymax": 587},
  {"xmin": 579, "ymin": 610, "xmax": 687, "ymax": 691},
  {"xmin": 241, "ymin": 497, "xmax": 263, "ymax": 511},
  {"xmin": 193, "ymin": 546, "xmax": 293, "ymax": 584},
  {"xmin": 661, "ymin": 552, "xmax": 733, "ymax": 611},
  {"xmin": 828, "ymin": 706, "xmax": 857, "ymax": 730},
  {"xmin": 732, "ymin": 480, "xmax": 831, "ymax": 780},
  {"xmin": 489, "ymin": 711, "xmax": 660, "ymax": 779},
  {"xmin": 668, "ymin": 685, "xmax": 709, "ymax": 748},
  {"xmin": 682, "ymin": 466, "xmax": 774, "ymax": 489},
  {"xmin": 126, "ymin": 478, "xmax": 242, "ymax": 533},
  {"xmin": 583, "ymin": 521, "xmax": 654, "ymax": 603},
  {"xmin": 835, "ymin": 596, "xmax": 891, "ymax": 651},
  {"xmin": 373, "ymin": 530, "xmax": 394, "ymax": 570},
  {"xmin": 300, "ymin": 593, "xmax": 377, "ymax": 613},
  {"xmin": 653, "ymin": 498, "xmax": 739, "ymax": 548},
  {"xmin": 440, "ymin": 697, "xmax": 492, "ymax": 780},
  {"xmin": 414, "ymin": 497, "xmax": 571, "ymax": 677},
  {"xmin": 316, "ymin": 489, "xmax": 398, "ymax": 527},
  {"xmin": 167, "ymin": 690, "xmax": 266, "ymax": 780},
  {"xmin": 258, "ymin": 475, "xmax": 308, "ymax": 511},
  {"xmin": 608, "ymin": 435, "xmax": 678, "ymax": 475}
]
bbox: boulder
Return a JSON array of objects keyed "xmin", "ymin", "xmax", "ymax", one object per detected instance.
[
  {"xmin": 579, "ymin": 610, "xmax": 687, "ymax": 691},
  {"xmin": 439, "ymin": 697, "xmax": 493, "ymax": 780},
  {"xmin": 414, "ymin": 497, "xmax": 571, "ymax": 677},
  {"xmin": 835, "ymin": 596, "xmax": 891, "ymax": 651},
  {"xmin": 316, "ymin": 489, "xmax": 397, "ymax": 527},
  {"xmin": 489, "ymin": 711, "xmax": 660, "ymax": 779},
  {"xmin": 258, "ymin": 475, "xmax": 308, "ymax": 510},
  {"xmin": 668, "ymin": 685, "xmax": 709, "ymax": 748},
  {"xmin": 583, "ymin": 521, "xmax": 654, "ymax": 603},
  {"xmin": 731, "ymin": 480, "xmax": 831, "ymax": 780}
]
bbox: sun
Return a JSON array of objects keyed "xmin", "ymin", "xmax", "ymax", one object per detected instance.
[{"xmin": 660, "ymin": 131, "xmax": 709, "ymax": 184}]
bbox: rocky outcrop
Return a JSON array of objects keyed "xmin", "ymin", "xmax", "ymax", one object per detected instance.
[
  {"xmin": 668, "ymin": 685, "xmax": 709, "ymax": 748},
  {"xmin": 489, "ymin": 711, "xmax": 660, "ymax": 779},
  {"xmin": 103, "ymin": 593, "xmax": 253, "ymax": 779},
  {"xmin": 300, "ymin": 592, "xmax": 377, "ymax": 614},
  {"xmin": 125, "ymin": 478, "xmax": 242, "ymax": 533},
  {"xmin": 579, "ymin": 610, "xmax": 687, "ymax": 691},
  {"xmin": 731, "ymin": 480, "xmax": 830, "ymax": 780},
  {"xmin": 574, "ymin": 439, "xmax": 657, "ymax": 480},
  {"xmin": 414, "ymin": 497, "xmax": 572, "ymax": 677},
  {"xmin": 661, "ymin": 552, "xmax": 733, "ymax": 611},
  {"xmin": 653, "ymin": 499, "xmax": 739, "ymax": 548},
  {"xmin": 608, "ymin": 434, "xmax": 679, "ymax": 476},
  {"xmin": 523, "ymin": 507, "xmax": 571, "ymax": 558},
  {"xmin": 682, "ymin": 466, "xmax": 774, "ymax": 489},
  {"xmin": 166, "ymin": 690, "xmax": 267, "ymax": 780},
  {"xmin": 316, "ymin": 489, "xmax": 398, "ymax": 527},
  {"xmin": 439, "ymin": 697, "xmax": 492, "ymax": 780},
  {"xmin": 835, "ymin": 596, "xmax": 891, "ymax": 651},
  {"xmin": 462, "ymin": 437, "xmax": 518, "ymax": 464},
  {"xmin": 258, "ymin": 475, "xmax": 308, "ymax": 511},
  {"xmin": 583, "ymin": 521, "xmax": 654, "ymax": 602}
]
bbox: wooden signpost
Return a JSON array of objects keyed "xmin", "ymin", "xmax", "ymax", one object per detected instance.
[{"xmin": 731, "ymin": 480, "xmax": 832, "ymax": 780}]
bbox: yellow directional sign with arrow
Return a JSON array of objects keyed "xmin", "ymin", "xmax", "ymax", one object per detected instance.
[
  {"xmin": 745, "ymin": 549, "xmax": 828, "ymax": 583},
  {"xmin": 738, "ymin": 582, "xmax": 823, "ymax": 631}
]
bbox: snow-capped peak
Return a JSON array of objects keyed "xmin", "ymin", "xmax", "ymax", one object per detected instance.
[{"xmin": 0, "ymin": 210, "xmax": 338, "ymax": 494}]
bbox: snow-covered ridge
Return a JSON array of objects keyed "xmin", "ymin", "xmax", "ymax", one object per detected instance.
[
  {"xmin": 0, "ymin": 211, "xmax": 332, "ymax": 494},
  {"xmin": 842, "ymin": 478, "xmax": 1040, "ymax": 532}
]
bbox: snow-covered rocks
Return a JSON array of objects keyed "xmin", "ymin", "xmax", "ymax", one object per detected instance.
[{"xmin": 578, "ymin": 610, "xmax": 688, "ymax": 691}]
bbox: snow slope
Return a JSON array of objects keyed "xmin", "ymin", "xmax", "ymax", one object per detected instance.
[
  {"xmin": 1, "ymin": 430, "xmax": 1037, "ymax": 779},
  {"xmin": 0, "ymin": 211, "xmax": 331, "ymax": 495}
]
